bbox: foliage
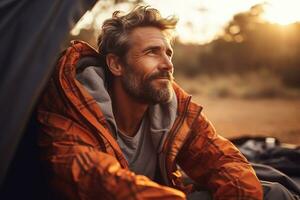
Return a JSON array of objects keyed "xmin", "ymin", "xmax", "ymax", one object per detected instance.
[{"xmin": 173, "ymin": 4, "xmax": 300, "ymax": 88}]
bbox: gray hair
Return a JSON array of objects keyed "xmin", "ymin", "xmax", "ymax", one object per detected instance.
[{"xmin": 97, "ymin": 6, "xmax": 178, "ymax": 59}]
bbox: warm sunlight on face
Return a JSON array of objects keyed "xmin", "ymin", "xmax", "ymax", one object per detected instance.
[{"xmin": 262, "ymin": 0, "xmax": 300, "ymax": 25}]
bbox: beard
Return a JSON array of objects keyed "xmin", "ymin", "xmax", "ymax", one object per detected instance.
[{"xmin": 121, "ymin": 68, "xmax": 174, "ymax": 104}]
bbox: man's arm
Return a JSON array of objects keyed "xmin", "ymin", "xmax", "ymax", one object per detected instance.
[
  {"xmin": 177, "ymin": 114, "xmax": 263, "ymax": 200},
  {"xmin": 37, "ymin": 111, "xmax": 185, "ymax": 200}
]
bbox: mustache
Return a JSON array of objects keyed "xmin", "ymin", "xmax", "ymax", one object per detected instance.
[{"xmin": 147, "ymin": 71, "xmax": 174, "ymax": 81}]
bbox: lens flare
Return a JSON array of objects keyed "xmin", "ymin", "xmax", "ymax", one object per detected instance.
[{"xmin": 262, "ymin": 1, "xmax": 300, "ymax": 25}]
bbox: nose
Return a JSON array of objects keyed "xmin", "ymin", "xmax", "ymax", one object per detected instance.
[{"xmin": 158, "ymin": 55, "xmax": 173, "ymax": 73}]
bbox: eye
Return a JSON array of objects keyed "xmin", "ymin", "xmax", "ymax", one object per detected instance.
[
  {"xmin": 146, "ymin": 48, "xmax": 159, "ymax": 55},
  {"xmin": 166, "ymin": 49, "xmax": 173, "ymax": 58}
]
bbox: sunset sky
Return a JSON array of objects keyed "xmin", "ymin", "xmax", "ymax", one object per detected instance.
[{"xmin": 72, "ymin": 0, "xmax": 300, "ymax": 44}]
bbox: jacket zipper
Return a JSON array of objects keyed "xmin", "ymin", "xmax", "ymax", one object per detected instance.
[{"xmin": 162, "ymin": 96, "xmax": 192, "ymax": 186}]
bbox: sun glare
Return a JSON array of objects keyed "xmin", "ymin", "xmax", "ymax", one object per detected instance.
[{"xmin": 262, "ymin": 1, "xmax": 300, "ymax": 25}]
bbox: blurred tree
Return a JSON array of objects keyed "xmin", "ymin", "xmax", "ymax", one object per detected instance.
[{"xmin": 192, "ymin": 4, "xmax": 300, "ymax": 88}]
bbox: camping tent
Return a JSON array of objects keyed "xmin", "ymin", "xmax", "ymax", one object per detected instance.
[{"xmin": 0, "ymin": 0, "xmax": 97, "ymax": 198}]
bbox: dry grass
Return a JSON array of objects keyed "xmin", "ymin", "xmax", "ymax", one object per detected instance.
[
  {"xmin": 176, "ymin": 73, "xmax": 300, "ymax": 145},
  {"xmin": 193, "ymin": 97, "xmax": 300, "ymax": 145},
  {"xmin": 176, "ymin": 72, "xmax": 300, "ymax": 99}
]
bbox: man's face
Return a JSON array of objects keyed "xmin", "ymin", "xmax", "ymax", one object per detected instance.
[{"xmin": 120, "ymin": 26, "xmax": 174, "ymax": 104}]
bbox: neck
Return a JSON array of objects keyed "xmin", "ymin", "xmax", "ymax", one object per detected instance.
[{"xmin": 110, "ymin": 78, "xmax": 148, "ymax": 137}]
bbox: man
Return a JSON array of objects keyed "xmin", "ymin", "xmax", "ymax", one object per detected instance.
[{"xmin": 37, "ymin": 6, "xmax": 263, "ymax": 199}]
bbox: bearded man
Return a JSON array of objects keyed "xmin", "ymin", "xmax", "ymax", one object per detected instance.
[{"xmin": 36, "ymin": 6, "xmax": 263, "ymax": 200}]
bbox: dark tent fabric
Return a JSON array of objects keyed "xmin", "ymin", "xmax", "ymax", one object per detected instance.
[{"xmin": 0, "ymin": 0, "xmax": 97, "ymax": 191}]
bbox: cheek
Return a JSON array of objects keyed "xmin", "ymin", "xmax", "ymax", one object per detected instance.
[
  {"xmin": 127, "ymin": 65, "xmax": 147, "ymax": 82},
  {"xmin": 129, "ymin": 57, "xmax": 160, "ymax": 80},
  {"xmin": 136, "ymin": 62, "xmax": 156, "ymax": 79}
]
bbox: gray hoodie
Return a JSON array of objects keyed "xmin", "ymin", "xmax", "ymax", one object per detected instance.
[{"xmin": 76, "ymin": 60, "xmax": 177, "ymax": 180}]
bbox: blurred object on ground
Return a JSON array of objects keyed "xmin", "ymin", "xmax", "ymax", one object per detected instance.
[
  {"xmin": 231, "ymin": 136, "xmax": 300, "ymax": 177},
  {"xmin": 230, "ymin": 136, "xmax": 300, "ymax": 198}
]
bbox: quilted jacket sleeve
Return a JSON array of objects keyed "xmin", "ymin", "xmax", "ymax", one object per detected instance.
[
  {"xmin": 177, "ymin": 114, "xmax": 263, "ymax": 200},
  {"xmin": 37, "ymin": 111, "xmax": 185, "ymax": 200}
]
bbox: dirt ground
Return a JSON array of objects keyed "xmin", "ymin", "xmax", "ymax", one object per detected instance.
[{"xmin": 191, "ymin": 96, "xmax": 300, "ymax": 145}]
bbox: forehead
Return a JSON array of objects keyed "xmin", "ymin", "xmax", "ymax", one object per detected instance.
[{"xmin": 128, "ymin": 27, "xmax": 172, "ymax": 50}]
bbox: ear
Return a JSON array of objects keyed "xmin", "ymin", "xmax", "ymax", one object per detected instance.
[{"xmin": 106, "ymin": 53, "xmax": 124, "ymax": 76}]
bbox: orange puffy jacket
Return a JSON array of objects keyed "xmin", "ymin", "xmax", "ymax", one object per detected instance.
[{"xmin": 37, "ymin": 41, "xmax": 263, "ymax": 200}]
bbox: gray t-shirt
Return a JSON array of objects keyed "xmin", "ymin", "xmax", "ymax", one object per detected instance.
[{"xmin": 117, "ymin": 117, "xmax": 157, "ymax": 178}]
